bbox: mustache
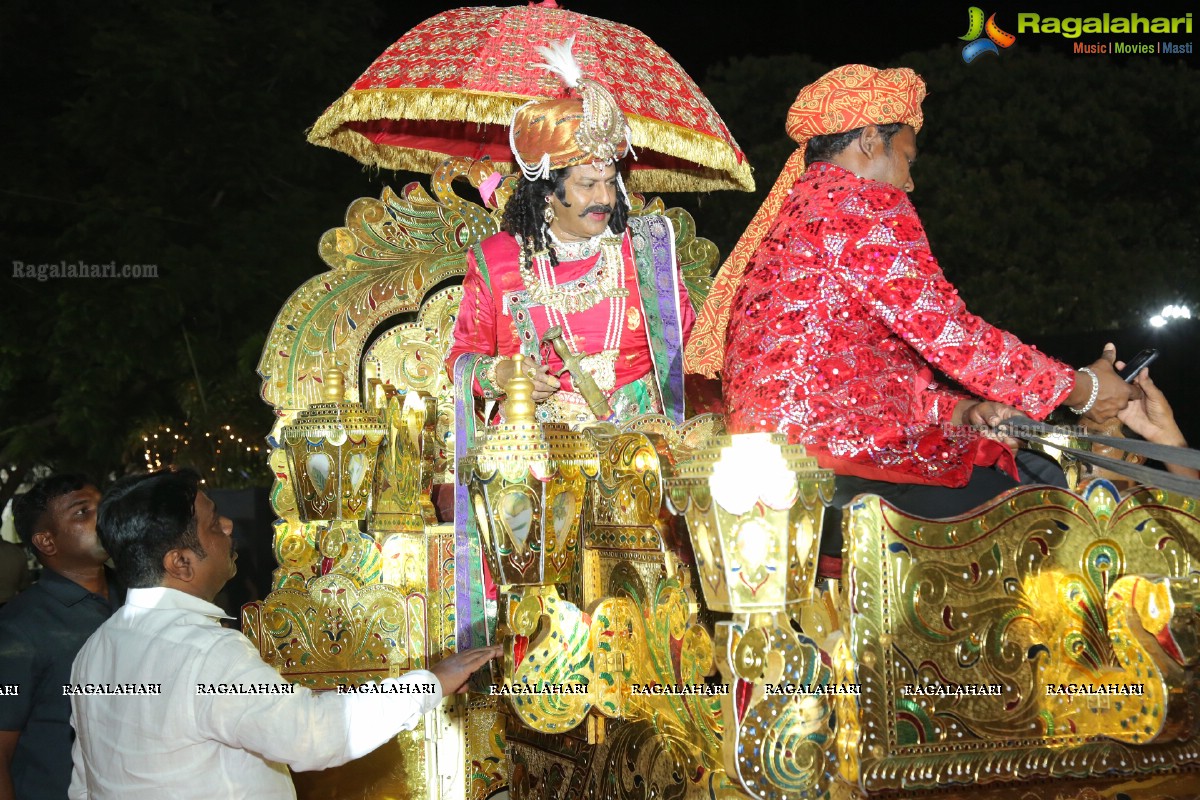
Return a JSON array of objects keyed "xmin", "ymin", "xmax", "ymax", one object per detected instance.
[{"xmin": 582, "ymin": 205, "xmax": 613, "ymax": 216}]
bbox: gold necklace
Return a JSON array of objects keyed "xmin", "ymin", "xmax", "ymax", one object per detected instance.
[{"xmin": 518, "ymin": 236, "xmax": 628, "ymax": 315}]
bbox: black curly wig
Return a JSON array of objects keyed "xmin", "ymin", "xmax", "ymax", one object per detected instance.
[{"xmin": 501, "ymin": 167, "xmax": 630, "ymax": 267}]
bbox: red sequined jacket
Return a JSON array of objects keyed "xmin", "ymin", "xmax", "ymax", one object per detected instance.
[{"xmin": 722, "ymin": 163, "xmax": 1076, "ymax": 487}]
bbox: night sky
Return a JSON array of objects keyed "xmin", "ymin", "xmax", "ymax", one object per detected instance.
[{"xmin": 379, "ymin": 0, "xmax": 1198, "ymax": 77}]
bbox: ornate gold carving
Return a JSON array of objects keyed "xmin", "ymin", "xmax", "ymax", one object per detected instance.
[
  {"xmin": 714, "ymin": 612, "xmax": 838, "ymax": 798},
  {"xmin": 666, "ymin": 434, "xmax": 834, "ymax": 613},
  {"xmin": 463, "ymin": 389, "xmax": 599, "ymax": 586},
  {"xmin": 842, "ymin": 481, "xmax": 1200, "ymax": 794},
  {"xmin": 248, "ymin": 573, "xmax": 415, "ymax": 686},
  {"xmin": 362, "ymin": 285, "xmax": 463, "ymax": 484},
  {"xmin": 584, "ymin": 426, "xmax": 666, "ymax": 540},
  {"xmin": 267, "ymin": 412, "xmax": 299, "ymax": 519},
  {"xmin": 371, "ymin": 388, "xmax": 439, "ymax": 533},
  {"xmin": 258, "ymin": 157, "xmax": 503, "ymax": 411},
  {"xmin": 281, "ymin": 369, "xmax": 387, "ymax": 522},
  {"xmin": 465, "ymin": 695, "xmax": 509, "ymax": 800},
  {"xmin": 503, "ymin": 585, "xmax": 595, "ymax": 732}
]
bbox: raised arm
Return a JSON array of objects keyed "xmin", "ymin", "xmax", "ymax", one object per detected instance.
[{"xmin": 837, "ymin": 185, "xmax": 1135, "ymax": 421}]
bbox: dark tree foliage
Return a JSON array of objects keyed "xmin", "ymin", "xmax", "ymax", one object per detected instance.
[
  {"xmin": 688, "ymin": 46, "xmax": 1199, "ymax": 339},
  {"xmin": 0, "ymin": 0, "xmax": 393, "ymax": 496}
]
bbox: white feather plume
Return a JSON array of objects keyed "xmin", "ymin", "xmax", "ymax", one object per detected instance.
[{"xmin": 535, "ymin": 37, "xmax": 583, "ymax": 89}]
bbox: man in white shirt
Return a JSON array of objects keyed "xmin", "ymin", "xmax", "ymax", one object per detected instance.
[{"xmin": 69, "ymin": 469, "xmax": 499, "ymax": 799}]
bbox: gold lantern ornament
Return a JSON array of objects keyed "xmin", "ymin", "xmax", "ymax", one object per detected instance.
[
  {"xmin": 281, "ymin": 369, "xmax": 387, "ymax": 522},
  {"xmin": 461, "ymin": 355, "xmax": 599, "ymax": 586},
  {"xmin": 666, "ymin": 433, "xmax": 834, "ymax": 612}
]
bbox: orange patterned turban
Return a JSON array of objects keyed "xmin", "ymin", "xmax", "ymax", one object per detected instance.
[
  {"xmin": 510, "ymin": 38, "xmax": 632, "ymax": 181},
  {"xmin": 686, "ymin": 64, "xmax": 927, "ymax": 377}
]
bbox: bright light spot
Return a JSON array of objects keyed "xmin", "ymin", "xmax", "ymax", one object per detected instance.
[
  {"xmin": 711, "ymin": 433, "xmax": 797, "ymax": 514},
  {"xmin": 1150, "ymin": 304, "xmax": 1191, "ymax": 327}
]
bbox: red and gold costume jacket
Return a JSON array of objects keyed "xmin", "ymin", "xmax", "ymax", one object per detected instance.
[
  {"xmin": 722, "ymin": 163, "xmax": 1076, "ymax": 487},
  {"xmin": 446, "ymin": 220, "xmax": 695, "ymax": 424}
]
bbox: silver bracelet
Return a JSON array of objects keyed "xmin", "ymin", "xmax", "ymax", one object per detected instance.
[{"xmin": 1068, "ymin": 367, "xmax": 1099, "ymax": 415}]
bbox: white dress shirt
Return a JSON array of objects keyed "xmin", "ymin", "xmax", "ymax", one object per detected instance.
[{"xmin": 68, "ymin": 587, "xmax": 442, "ymax": 799}]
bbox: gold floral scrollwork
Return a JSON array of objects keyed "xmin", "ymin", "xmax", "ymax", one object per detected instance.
[
  {"xmin": 255, "ymin": 573, "xmax": 412, "ymax": 688},
  {"xmin": 271, "ymin": 517, "xmax": 320, "ymax": 590},
  {"xmin": 830, "ymin": 633, "xmax": 860, "ymax": 787},
  {"xmin": 715, "ymin": 612, "xmax": 838, "ymax": 799},
  {"xmin": 844, "ymin": 481, "xmax": 1200, "ymax": 794},
  {"xmin": 266, "ymin": 413, "xmax": 300, "ymax": 520},
  {"xmin": 586, "ymin": 594, "xmax": 637, "ymax": 719},
  {"xmin": 321, "ymin": 522, "xmax": 384, "ymax": 584},
  {"xmin": 363, "ymin": 286, "xmax": 464, "ymax": 483},
  {"xmin": 618, "ymin": 412, "xmax": 728, "ymax": 458},
  {"xmin": 271, "ymin": 517, "xmax": 384, "ymax": 590},
  {"xmin": 260, "ymin": 156, "xmax": 503, "ymax": 411},
  {"xmin": 587, "ymin": 572, "xmax": 724, "ymax": 792},
  {"xmin": 465, "ymin": 694, "xmax": 508, "ymax": 800},
  {"xmin": 584, "ymin": 426, "xmax": 665, "ymax": 537}
]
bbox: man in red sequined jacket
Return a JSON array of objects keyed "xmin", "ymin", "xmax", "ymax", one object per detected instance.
[{"xmin": 688, "ymin": 65, "xmax": 1136, "ymax": 562}]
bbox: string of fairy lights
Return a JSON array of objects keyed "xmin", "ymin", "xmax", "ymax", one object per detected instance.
[{"xmin": 139, "ymin": 420, "xmax": 266, "ymax": 486}]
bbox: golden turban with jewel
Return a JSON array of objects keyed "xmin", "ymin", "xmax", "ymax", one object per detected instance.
[
  {"xmin": 685, "ymin": 64, "xmax": 927, "ymax": 377},
  {"xmin": 509, "ymin": 38, "xmax": 634, "ymax": 181}
]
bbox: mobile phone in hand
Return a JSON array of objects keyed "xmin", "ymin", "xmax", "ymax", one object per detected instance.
[{"xmin": 1117, "ymin": 348, "xmax": 1159, "ymax": 382}]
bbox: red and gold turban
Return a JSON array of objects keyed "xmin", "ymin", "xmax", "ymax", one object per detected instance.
[
  {"xmin": 686, "ymin": 64, "xmax": 927, "ymax": 377},
  {"xmin": 510, "ymin": 39, "xmax": 632, "ymax": 180}
]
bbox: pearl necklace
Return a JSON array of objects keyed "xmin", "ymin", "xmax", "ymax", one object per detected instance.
[{"xmin": 536, "ymin": 245, "xmax": 627, "ymax": 356}]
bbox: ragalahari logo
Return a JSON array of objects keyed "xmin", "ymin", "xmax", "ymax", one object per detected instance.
[{"xmin": 960, "ymin": 7, "xmax": 1017, "ymax": 62}]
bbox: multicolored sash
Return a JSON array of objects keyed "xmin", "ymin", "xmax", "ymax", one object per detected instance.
[
  {"xmin": 452, "ymin": 354, "xmax": 491, "ymax": 651},
  {"xmin": 628, "ymin": 215, "xmax": 686, "ymax": 423}
]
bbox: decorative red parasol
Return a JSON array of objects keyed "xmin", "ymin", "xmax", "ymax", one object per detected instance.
[{"xmin": 307, "ymin": 1, "xmax": 753, "ymax": 193}]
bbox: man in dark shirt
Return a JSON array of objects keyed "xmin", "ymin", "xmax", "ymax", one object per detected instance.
[{"xmin": 0, "ymin": 475, "xmax": 122, "ymax": 800}]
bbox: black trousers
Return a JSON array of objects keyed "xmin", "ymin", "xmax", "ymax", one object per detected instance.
[{"xmin": 819, "ymin": 449, "xmax": 1069, "ymax": 557}]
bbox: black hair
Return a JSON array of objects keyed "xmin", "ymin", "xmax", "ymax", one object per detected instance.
[
  {"xmin": 804, "ymin": 123, "xmax": 904, "ymax": 167},
  {"xmin": 12, "ymin": 473, "xmax": 92, "ymax": 551},
  {"xmin": 500, "ymin": 167, "xmax": 630, "ymax": 268},
  {"xmin": 96, "ymin": 469, "xmax": 206, "ymax": 589}
]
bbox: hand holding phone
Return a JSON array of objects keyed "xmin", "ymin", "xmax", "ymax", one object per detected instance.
[{"xmin": 1117, "ymin": 348, "xmax": 1159, "ymax": 382}]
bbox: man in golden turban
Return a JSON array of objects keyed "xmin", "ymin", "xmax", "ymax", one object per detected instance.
[
  {"xmin": 688, "ymin": 65, "xmax": 1136, "ymax": 573},
  {"xmin": 446, "ymin": 39, "xmax": 695, "ymax": 427}
]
